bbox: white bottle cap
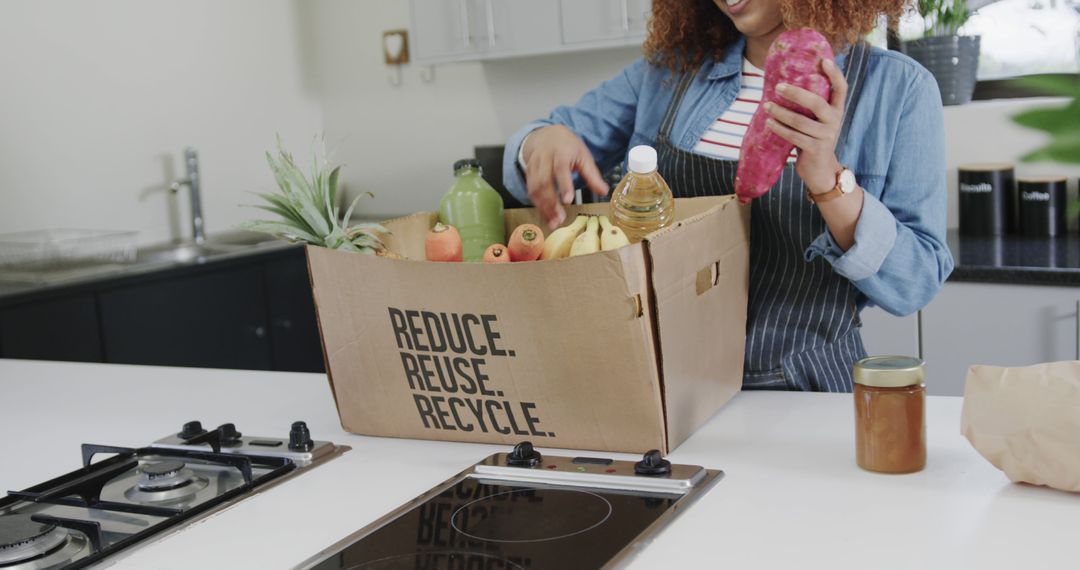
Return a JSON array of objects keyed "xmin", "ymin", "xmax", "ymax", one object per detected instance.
[{"xmin": 628, "ymin": 145, "xmax": 657, "ymax": 174}]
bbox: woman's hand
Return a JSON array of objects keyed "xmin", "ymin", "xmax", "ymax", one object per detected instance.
[
  {"xmin": 763, "ymin": 58, "xmax": 849, "ymax": 195},
  {"xmin": 522, "ymin": 125, "xmax": 609, "ymax": 229}
]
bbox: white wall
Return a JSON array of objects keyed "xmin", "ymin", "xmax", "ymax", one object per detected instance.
[{"xmin": 0, "ymin": 0, "xmax": 322, "ymax": 246}]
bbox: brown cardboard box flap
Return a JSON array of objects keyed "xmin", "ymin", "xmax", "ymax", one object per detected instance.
[{"xmin": 644, "ymin": 196, "xmax": 750, "ymax": 448}]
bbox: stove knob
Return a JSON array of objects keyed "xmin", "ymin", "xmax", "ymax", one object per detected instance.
[
  {"xmin": 634, "ymin": 450, "xmax": 672, "ymax": 476},
  {"xmin": 218, "ymin": 423, "xmax": 243, "ymax": 445},
  {"xmin": 288, "ymin": 421, "xmax": 314, "ymax": 452},
  {"xmin": 179, "ymin": 421, "xmax": 206, "ymax": 440},
  {"xmin": 506, "ymin": 441, "xmax": 542, "ymax": 467}
]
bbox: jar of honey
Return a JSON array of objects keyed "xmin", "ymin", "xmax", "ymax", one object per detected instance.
[{"xmin": 853, "ymin": 356, "xmax": 926, "ymax": 474}]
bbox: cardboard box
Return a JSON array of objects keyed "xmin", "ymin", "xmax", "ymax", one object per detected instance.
[{"xmin": 307, "ymin": 195, "xmax": 750, "ymax": 453}]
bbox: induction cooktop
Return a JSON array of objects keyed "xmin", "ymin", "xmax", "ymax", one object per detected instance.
[{"xmin": 298, "ymin": 442, "xmax": 722, "ymax": 570}]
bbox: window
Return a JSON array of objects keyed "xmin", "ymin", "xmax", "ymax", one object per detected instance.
[{"xmin": 895, "ymin": 0, "xmax": 1080, "ymax": 80}]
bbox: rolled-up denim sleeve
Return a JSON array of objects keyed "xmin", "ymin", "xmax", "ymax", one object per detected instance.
[
  {"xmin": 805, "ymin": 67, "xmax": 954, "ymax": 317},
  {"xmin": 503, "ymin": 58, "xmax": 646, "ymax": 205},
  {"xmin": 805, "ymin": 193, "xmax": 897, "ymax": 281}
]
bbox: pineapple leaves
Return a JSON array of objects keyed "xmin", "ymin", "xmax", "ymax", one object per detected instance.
[
  {"xmin": 328, "ymin": 165, "xmax": 342, "ymax": 222},
  {"xmin": 341, "ymin": 191, "xmax": 375, "ymax": 228},
  {"xmin": 242, "ymin": 136, "xmax": 391, "ymax": 255},
  {"xmin": 239, "ymin": 220, "xmax": 321, "ymax": 244}
]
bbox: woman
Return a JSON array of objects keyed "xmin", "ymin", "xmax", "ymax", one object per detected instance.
[{"xmin": 502, "ymin": 0, "xmax": 954, "ymax": 392}]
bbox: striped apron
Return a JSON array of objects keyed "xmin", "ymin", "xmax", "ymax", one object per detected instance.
[{"xmin": 654, "ymin": 43, "xmax": 871, "ymax": 392}]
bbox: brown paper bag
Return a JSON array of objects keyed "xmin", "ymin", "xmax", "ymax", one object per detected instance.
[{"xmin": 961, "ymin": 361, "xmax": 1080, "ymax": 492}]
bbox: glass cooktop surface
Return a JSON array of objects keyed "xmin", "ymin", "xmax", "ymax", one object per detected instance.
[{"xmin": 310, "ymin": 477, "xmax": 679, "ymax": 570}]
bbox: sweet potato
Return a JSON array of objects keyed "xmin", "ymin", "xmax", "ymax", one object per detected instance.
[
  {"xmin": 425, "ymin": 223, "xmax": 463, "ymax": 262},
  {"xmin": 507, "ymin": 224, "xmax": 545, "ymax": 262},
  {"xmin": 735, "ymin": 28, "xmax": 834, "ymax": 204},
  {"xmin": 483, "ymin": 243, "xmax": 510, "ymax": 263}
]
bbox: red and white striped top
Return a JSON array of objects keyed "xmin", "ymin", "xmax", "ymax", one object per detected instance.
[{"xmin": 692, "ymin": 58, "xmax": 797, "ymax": 163}]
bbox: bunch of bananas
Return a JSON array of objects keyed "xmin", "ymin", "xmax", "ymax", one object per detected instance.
[{"xmin": 541, "ymin": 215, "xmax": 631, "ymax": 259}]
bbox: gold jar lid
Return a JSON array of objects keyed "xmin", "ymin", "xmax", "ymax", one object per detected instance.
[{"xmin": 853, "ymin": 356, "xmax": 925, "ymax": 388}]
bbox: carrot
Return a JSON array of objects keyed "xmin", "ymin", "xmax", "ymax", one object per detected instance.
[
  {"xmin": 507, "ymin": 224, "xmax": 545, "ymax": 262},
  {"xmin": 483, "ymin": 243, "xmax": 510, "ymax": 263},
  {"xmin": 425, "ymin": 223, "xmax": 463, "ymax": 262},
  {"xmin": 735, "ymin": 28, "xmax": 834, "ymax": 204}
]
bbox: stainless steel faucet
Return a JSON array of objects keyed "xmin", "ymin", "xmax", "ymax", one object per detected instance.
[{"xmin": 170, "ymin": 147, "xmax": 206, "ymax": 245}]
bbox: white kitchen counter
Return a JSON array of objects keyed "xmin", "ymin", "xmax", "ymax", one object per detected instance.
[{"xmin": 2, "ymin": 359, "xmax": 1078, "ymax": 569}]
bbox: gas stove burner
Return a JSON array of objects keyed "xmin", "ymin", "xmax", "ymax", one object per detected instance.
[
  {"xmin": 343, "ymin": 551, "xmax": 526, "ymax": 570},
  {"xmin": 138, "ymin": 460, "xmax": 187, "ymax": 488},
  {"xmin": 0, "ymin": 514, "xmax": 89, "ymax": 567},
  {"xmin": 450, "ymin": 488, "xmax": 612, "ymax": 543},
  {"xmin": 124, "ymin": 460, "xmax": 209, "ymax": 504},
  {"xmin": 3, "ymin": 421, "xmax": 345, "ymax": 570}
]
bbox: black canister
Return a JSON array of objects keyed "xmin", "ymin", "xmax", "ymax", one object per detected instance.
[
  {"xmin": 958, "ymin": 164, "xmax": 1014, "ymax": 236},
  {"xmin": 1018, "ymin": 177, "xmax": 1068, "ymax": 237}
]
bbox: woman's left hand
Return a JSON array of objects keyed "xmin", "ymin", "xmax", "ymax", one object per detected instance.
[{"xmin": 764, "ymin": 58, "xmax": 849, "ymax": 195}]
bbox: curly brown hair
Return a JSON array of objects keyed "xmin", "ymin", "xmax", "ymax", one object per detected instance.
[{"xmin": 644, "ymin": 0, "xmax": 908, "ymax": 73}]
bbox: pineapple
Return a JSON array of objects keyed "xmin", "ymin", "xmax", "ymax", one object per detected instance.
[{"xmin": 241, "ymin": 136, "xmax": 396, "ymax": 256}]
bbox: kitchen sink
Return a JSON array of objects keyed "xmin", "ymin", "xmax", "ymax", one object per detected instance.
[
  {"xmin": 0, "ymin": 231, "xmax": 296, "ymax": 289},
  {"xmin": 203, "ymin": 230, "xmax": 284, "ymax": 247},
  {"xmin": 135, "ymin": 243, "xmax": 247, "ymax": 265},
  {"xmin": 136, "ymin": 231, "xmax": 293, "ymax": 265}
]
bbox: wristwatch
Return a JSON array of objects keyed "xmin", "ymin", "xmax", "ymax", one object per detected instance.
[{"xmin": 807, "ymin": 167, "xmax": 856, "ymax": 204}]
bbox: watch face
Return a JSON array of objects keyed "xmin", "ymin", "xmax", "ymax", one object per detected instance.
[{"xmin": 839, "ymin": 169, "xmax": 857, "ymax": 194}]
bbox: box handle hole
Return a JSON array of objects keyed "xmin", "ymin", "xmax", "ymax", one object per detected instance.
[{"xmin": 695, "ymin": 260, "xmax": 722, "ymax": 295}]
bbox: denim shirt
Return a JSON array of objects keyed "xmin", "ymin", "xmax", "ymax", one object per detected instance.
[{"xmin": 503, "ymin": 36, "xmax": 954, "ymax": 317}]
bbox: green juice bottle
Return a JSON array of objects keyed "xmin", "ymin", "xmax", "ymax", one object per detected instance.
[{"xmin": 439, "ymin": 159, "xmax": 505, "ymax": 262}]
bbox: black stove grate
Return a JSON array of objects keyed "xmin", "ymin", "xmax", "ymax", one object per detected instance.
[{"xmin": 1, "ymin": 440, "xmax": 296, "ymax": 569}]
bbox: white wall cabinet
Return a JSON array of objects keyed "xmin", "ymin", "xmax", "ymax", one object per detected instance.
[
  {"xmin": 560, "ymin": 0, "xmax": 649, "ymax": 45},
  {"xmin": 410, "ymin": 0, "xmax": 486, "ymax": 61},
  {"xmin": 921, "ymin": 282, "xmax": 1079, "ymax": 397},
  {"xmin": 488, "ymin": 1, "xmax": 563, "ymax": 56},
  {"xmin": 410, "ymin": 0, "xmax": 645, "ymax": 63}
]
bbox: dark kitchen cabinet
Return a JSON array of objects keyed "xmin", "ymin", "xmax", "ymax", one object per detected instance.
[
  {"xmin": 0, "ymin": 293, "xmax": 103, "ymax": 362},
  {"xmin": 0, "ymin": 247, "xmax": 322, "ymax": 373},
  {"xmin": 99, "ymin": 264, "xmax": 273, "ymax": 370},
  {"xmin": 264, "ymin": 254, "xmax": 324, "ymax": 372}
]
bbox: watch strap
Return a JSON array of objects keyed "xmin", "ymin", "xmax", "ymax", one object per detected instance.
[{"xmin": 806, "ymin": 167, "xmax": 851, "ymax": 204}]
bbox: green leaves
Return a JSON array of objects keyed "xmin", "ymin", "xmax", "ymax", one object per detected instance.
[
  {"xmin": 1013, "ymin": 75, "xmax": 1080, "ymax": 98},
  {"xmin": 1011, "ymin": 76, "xmax": 1080, "ymax": 165},
  {"xmin": 242, "ymin": 136, "xmax": 389, "ymax": 254},
  {"xmin": 918, "ymin": 0, "xmax": 972, "ymax": 37}
]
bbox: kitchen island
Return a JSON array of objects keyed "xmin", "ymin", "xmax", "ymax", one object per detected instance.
[{"xmin": 2, "ymin": 358, "xmax": 1078, "ymax": 569}]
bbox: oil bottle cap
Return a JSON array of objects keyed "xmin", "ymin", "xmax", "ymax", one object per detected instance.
[{"xmin": 628, "ymin": 145, "xmax": 657, "ymax": 174}]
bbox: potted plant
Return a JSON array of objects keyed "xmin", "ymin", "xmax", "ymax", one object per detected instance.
[{"xmin": 903, "ymin": 0, "xmax": 980, "ymax": 105}]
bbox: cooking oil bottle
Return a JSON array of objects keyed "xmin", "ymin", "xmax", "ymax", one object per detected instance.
[{"xmin": 609, "ymin": 145, "xmax": 674, "ymax": 243}]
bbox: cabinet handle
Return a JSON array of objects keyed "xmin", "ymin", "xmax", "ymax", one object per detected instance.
[
  {"xmin": 459, "ymin": 0, "xmax": 472, "ymax": 48},
  {"xmin": 484, "ymin": 0, "xmax": 496, "ymax": 48},
  {"xmin": 620, "ymin": 0, "xmax": 631, "ymax": 33}
]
